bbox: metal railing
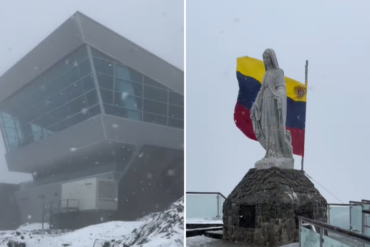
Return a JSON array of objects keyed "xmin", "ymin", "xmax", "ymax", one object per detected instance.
[
  {"xmin": 299, "ymin": 216, "xmax": 370, "ymax": 247},
  {"xmin": 327, "ymin": 200, "xmax": 370, "ymax": 234},
  {"xmin": 186, "ymin": 192, "xmax": 226, "ymax": 221},
  {"xmin": 42, "ymin": 199, "xmax": 80, "ymax": 230}
]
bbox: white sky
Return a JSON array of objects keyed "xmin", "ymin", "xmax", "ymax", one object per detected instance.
[
  {"xmin": 186, "ymin": 0, "xmax": 370, "ymax": 203},
  {"xmin": 0, "ymin": 0, "xmax": 184, "ymax": 184}
]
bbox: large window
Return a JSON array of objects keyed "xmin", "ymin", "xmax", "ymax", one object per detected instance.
[
  {"xmin": 0, "ymin": 45, "xmax": 100, "ymax": 151},
  {"xmin": 0, "ymin": 46, "xmax": 183, "ymax": 152},
  {"xmin": 91, "ymin": 48, "xmax": 184, "ymax": 129}
]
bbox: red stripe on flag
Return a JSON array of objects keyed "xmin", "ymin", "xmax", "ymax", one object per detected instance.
[{"xmin": 234, "ymin": 103, "xmax": 305, "ymax": 156}]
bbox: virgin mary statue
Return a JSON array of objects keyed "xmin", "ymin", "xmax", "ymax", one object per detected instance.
[{"xmin": 250, "ymin": 49, "xmax": 294, "ymax": 167}]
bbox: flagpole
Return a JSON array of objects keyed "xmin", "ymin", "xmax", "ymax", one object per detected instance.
[{"xmin": 301, "ymin": 60, "xmax": 308, "ymax": 171}]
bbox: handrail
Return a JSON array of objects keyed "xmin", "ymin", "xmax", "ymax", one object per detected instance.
[
  {"xmin": 299, "ymin": 216, "xmax": 370, "ymax": 244},
  {"xmin": 186, "ymin": 191, "xmax": 227, "ymax": 199},
  {"xmin": 42, "ymin": 199, "xmax": 80, "ymax": 230},
  {"xmin": 327, "ymin": 203, "xmax": 351, "ymax": 206},
  {"xmin": 350, "ymin": 201, "xmax": 363, "ymax": 204}
]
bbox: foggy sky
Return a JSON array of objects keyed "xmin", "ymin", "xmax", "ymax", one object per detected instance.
[
  {"xmin": 186, "ymin": 0, "xmax": 370, "ymax": 203},
  {"xmin": 0, "ymin": 0, "xmax": 184, "ymax": 184}
]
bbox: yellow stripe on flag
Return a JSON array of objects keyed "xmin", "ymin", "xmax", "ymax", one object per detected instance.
[{"xmin": 236, "ymin": 56, "xmax": 307, "ymax": 102}]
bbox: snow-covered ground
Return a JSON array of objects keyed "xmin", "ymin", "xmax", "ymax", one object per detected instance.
[
  {"xmin": 0, "ymin": 197, "xmax": 184, "ymax": 247},
  {"xmin": 186, "ymin": 236, "xmax": 300, "ymax": 247},
  {"xmin": 186, "ymin": 236, "xmax": 246, "ymax": 247}
]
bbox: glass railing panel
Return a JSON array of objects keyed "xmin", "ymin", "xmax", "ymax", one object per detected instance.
[
  {"xmin": 351, "ymin": 205, "xmax": 362, "ymax": 232},
  {"xmin": 219, "ymin": 196, "xmax": 225, "ymax": 219},
  {"xmin": 364, "ymin": 212, "xmax": 370, "ymax": 247},
  {"xmin": 323, "ymin": 231, "xmax": 353, "ymax": 247},
  {"xmin": 328, "ymin": 205, "xmax": 350, "ymax": 230},
  {"xmin": 300, "ymin": 216, "xmax": 370, "ymax": 247},
  {"xmin": 186, "ymin": 194, "xmax": 220, "ymax": 222},
  {"xmin": 300, "ymin": 226, "xmax": 321, "ymax": 246}
]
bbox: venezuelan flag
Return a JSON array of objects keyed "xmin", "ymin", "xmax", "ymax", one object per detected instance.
[{"xmin": 234, "ymin": 56, "xmax": 307, "ymax": 156}]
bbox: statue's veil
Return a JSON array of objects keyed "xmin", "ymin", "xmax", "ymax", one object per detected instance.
[{"xmin": 263, "ymin": 49, "xmax": 280, "ymax": 71}]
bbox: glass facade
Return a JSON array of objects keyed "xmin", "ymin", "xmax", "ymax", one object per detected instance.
[
  {"xmin": 0, "ymin": 45, "xmax": 100, "ymax": 151},
  {"xmin": 91, "ymin": 48, "xmax": 184, "ymax": 129},
  {"xmin": 0, "ymin": 46, "xmax": 184, "ymax": 152}
]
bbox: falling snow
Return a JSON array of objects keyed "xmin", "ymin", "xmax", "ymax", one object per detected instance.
[
  {"xmin": 167, "ymin": 169, "xmax": 175, "ymax": 176},
  {"xmin": 121, "ymin": 92, "xmax": 129, "ymax": 100},
  {"xmin": 81, "ymin": 108, "xmax": 88, "ymax": 114}
]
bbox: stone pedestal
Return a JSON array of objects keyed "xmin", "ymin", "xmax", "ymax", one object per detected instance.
[
  {"xmin": 222, "ymin": 167, "xmax": 327, "ymax": 247},
  {"xmin": 255, "ymin": 157, "xmax": 294, "ymax": 170}
]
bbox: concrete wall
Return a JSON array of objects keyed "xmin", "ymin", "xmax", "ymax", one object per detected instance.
[
  {"xmin": 0, "ymin": 17, "xmax": 83, "ymax": 103},
  {"xmin": 6, "ymin": 115, "xmax": 105, "ymax": 173},
  {"xmin": 51, "ymin": 210, "xmax": 115, "ymax": 230},
  {"xmin": 7, "ymin": 114, "xmax": 183, "ymax": 174},
  {"xmin": 15, "ymin": 182, "xmax": 61, "ymax": 224},
  {"xmin": 0, "ymin": 183, "xmax": 20, "ymax": 230},
  {"xmin": 15, "ymin": 145, "xmax": 183, "ymax": 226},
  {"xmin": 116, "ymin": 145, "xmax": 184, "ymax": 220},
  {"xmin": 102, "ymin": 115, "xmax": 184, "ymax": 150},
  {"xmin": 15, "ymin": 171, "xmax": 117, "ymax": 224}
]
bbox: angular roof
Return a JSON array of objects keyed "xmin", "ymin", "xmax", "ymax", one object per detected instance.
[{"xmin": 0, "ymin": 11, "xmax": 184, "ymax": 103}]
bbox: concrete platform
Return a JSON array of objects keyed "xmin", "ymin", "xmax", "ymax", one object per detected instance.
[
  {"xmin": 204, "ymin": 230, "xmax": 223, "ymax": 239},
  {"xmin": 186, "ymin": 227, "xmax": 223, "ymax": 238}
]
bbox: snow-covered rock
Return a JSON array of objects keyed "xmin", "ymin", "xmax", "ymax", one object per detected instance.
[
  {"xmin": 114, "ymin": 197, "xmax": 184, "ymax": 247},
  {"xmin": 0, "ymin": 197, "xmax": 184, "ymax": 247}
]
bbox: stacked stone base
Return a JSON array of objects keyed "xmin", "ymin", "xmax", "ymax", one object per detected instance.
[{"xmin": 223, "ymin": 167, "xmax": 327, "ymax": 247}]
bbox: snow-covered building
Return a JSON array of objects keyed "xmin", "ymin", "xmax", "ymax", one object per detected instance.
[{"xmin": 0, "ymin": 11, "xmax": 184, "ymax": 229}]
